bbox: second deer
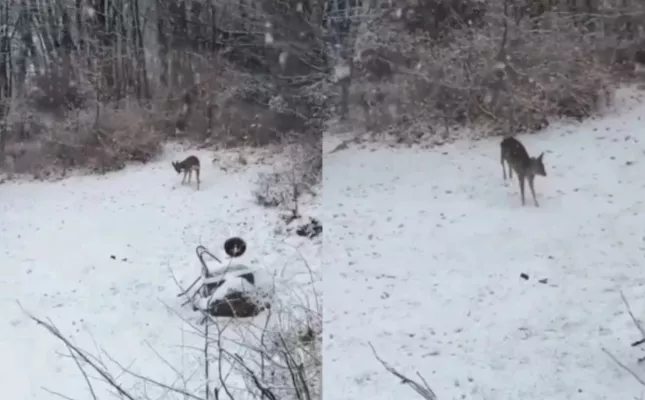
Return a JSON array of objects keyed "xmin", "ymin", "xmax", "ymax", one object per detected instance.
[
  {"xmin": 500, "ymin": 137, "xmax": 546, "ymax": 207},
  {"xmin": 172, "ymin": 155, "xmax": 200, "ymax": 190}
]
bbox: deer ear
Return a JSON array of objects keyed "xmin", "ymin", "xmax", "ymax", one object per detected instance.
[{"xmin": 538, "ymin": 152, "xmax": 544, "ymax": 160}]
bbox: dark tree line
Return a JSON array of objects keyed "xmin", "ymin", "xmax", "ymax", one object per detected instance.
[
  {"xmin": 4, "ymin": 0, "xmax": 640, "ymax": 168},
  {"xmin": 0, "ymin": 0, "xmax": 336, "ymax": 166},
  {"xmin": 334, "ymin": 0, "xmax": 645, "ymax": 138}
]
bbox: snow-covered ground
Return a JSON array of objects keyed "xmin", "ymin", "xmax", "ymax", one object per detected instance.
[
  {"xmin": 0, "ymin": 146, "xmax": 321, "ymax": 399},
  {"xmin": 323, "ymin": 89, "xmax": 645, "ymax": 399}
]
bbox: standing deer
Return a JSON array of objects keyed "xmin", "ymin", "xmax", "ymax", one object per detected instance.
[
  {"xmin": 500, "ymin": 137, "xmax": 546, "ymax": 207},
  {"xmin": 172, "ymin": 155, "xmax": 200, "ymax": 190}
]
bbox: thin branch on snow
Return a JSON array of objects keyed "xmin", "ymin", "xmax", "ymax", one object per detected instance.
[
  {"xmin": 621, "ymin": 291, "xmax": 645, "ymax": 345},
  {"xmin": 602, "ymin": 348, "xmax": 645, "ymax": 387},
  {"xmin": 224, "ymin": 350, "xmax": 278, "ymax": 400},
  {"xmin": 142, "ymin": 340, "xmax": 192, "ymax": 394},
  {"xmin": 619, "ymin": 291, "xmax": 645, "ymax": 363},
  {"xmin": 156, "ymin": 304, "xmax": 235, "ymax": 398},
  {"xmin": 368, "ymin": 342, "xmax": 438, "ymax": 400},
  {"xmin": 204, "ymin": 317, "xmax": 212, "ymax": 400},
  {"xmin": 21, "ymin": 302, "xmax": 209, "ymax": 400},
  {"xmin": 18, "ymin": 302, "xmax": 138, "ymax": 400},
  {"xmin": 98, "ymin": 348, "xmax": 206, "ymax": 400},
  {"xmin": 41, "ymin": 387, "xmax": 79, "ymax": 400},
  {"xmin": 66, "ymin": 341, "xmax": 98, "ymax": 400},
  {"xmin": 210, "ymin": 318, "xmax": 237, "ymax": 400}
]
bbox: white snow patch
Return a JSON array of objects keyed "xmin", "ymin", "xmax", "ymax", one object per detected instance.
[
  {"xmin": 279, "ymin": 51, "xmax": 289, "ymax": 68},
  {"xmin": 83, "ymin": 6, "xmax": 95, "ymax": 18},
  {"xmin": 334, "ymin": 64, "xmax": 351, "ymax": 81},
  {"xmin": 324, "ymin": 89, "xmax": 645, "ymax": 399},
  {"xmin": 1, "ymin": 147, "xmax": 320, "ymax": 399}
]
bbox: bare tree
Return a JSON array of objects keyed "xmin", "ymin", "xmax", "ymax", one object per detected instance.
[{"xmin": 0, "ymin": 0, "xmax": 329, "ymax": 179}]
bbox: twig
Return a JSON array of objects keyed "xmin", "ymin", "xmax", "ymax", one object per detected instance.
[
  {"xmin": 23, "ymin": 301, "xmax": 210, "ymax": 400},
  {"xmin": 259, "ymin": 306, "xmax": 273, "ymax": 381},
  {"xmin": 66, "ymin": 342, "xmax": 98, "ymax": 400},
  {"xmin": 277, "ymin": 334, "xmax": 314, "ymax": 400},
  {"xmin": 100, "ymin": 349, "xmax": 206, "ymax": 400},
  {"xmin": 296, "ymin": 360, "xmax": 312, "ymax": 400},
  {"xmin": 211, "ymin": 318, "xmax": 237, "ymax": 400},
  {"xmin": 41, "ymin": 387, "xmax": 78, "ymax": 400},
  {"xmin": 205, "ymin": 313, "xmax": 211, "ymax": 400},
  {"xmin": 143, "ymin": 340, "xmax": 195, "ymax": 392},
  {"xmin": 602, "ymin": 347, "xmax": 645, "ymax": 387},
  {"xmin": 621, "ymin": 291, "xmax": 645, "ymax": 344},
  {"xmin": 369, "ymin": 342, "xmax": 438, "ymax": 400},
  {"xmin": 226, "ymin": 350, "xmax": 278, "ymax": 400},
  {"xmin": 177, "ymin": 275, "xmax": 202, "ymax": 297},
  {"xmin": 19, "ymin": 303, "xmax": 137, "ymax": 400}
]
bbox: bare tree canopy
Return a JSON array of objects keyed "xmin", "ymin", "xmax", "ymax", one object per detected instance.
[{"xmin": 0, "ymin": 0, "xmax": 330, "ymax": 176}]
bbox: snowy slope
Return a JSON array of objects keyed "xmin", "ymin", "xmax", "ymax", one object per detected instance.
[
  {"xmin": 0, "ymin": 146, "xmax": 321, "ymax": 399},
  {"xmin": 323, "ymin": 89, "xmax": 645, "ymax": 400}
]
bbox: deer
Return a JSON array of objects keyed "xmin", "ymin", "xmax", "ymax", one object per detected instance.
[
  {"xmin": 172, "ymin": 155, "xmax": 200, "ymax": 190},
  {"xmin": 500, "ymin": 137, "xmax": 546, "ymax": 207}
]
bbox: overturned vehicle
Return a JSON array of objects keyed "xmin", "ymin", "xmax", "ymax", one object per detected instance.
[{"xmin": 177, "ymin": 237, "xmax": 274, "ymax": 321}]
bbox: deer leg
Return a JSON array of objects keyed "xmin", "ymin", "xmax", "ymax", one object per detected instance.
[
  {"xmin": 508, "ymin": 162, "xmax": 513, "ymax": 179},
  {"xmin": 187, "ymin": 169, "xmax": 192, "ymax": 183},
  {"xmin": 518, "ymin": 175, "xmax": 526, "ymax": 206},
  {"xmin": 529, "ymin": 176, "xmax": 539, "ymax": 207},
  {"xmin": 181, "ymin": 170, "xmax": 187, "ymax": 184},
  {"xmin": 195, "ymin": 167, "xmax": 200, "ymax": 190}
]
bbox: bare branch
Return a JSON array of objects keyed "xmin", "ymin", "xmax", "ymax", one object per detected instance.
[
  {"xmin": 66, "ymin": 342, "xmax": 98, "ymax": 400},
  {"xmin": 369, "ymin": 342, "xmax": 438, "ymax": 400},
  {"xmin": 603, "ymin": 348, "xmax": 645, "ymax": 387},
  {"xmin": 621, "ymin": 290, "xmax": 645, "ymax": 342},
  {"xmin": 19, "ymin": 302, "xmax": 137, "ymax": 400}
]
